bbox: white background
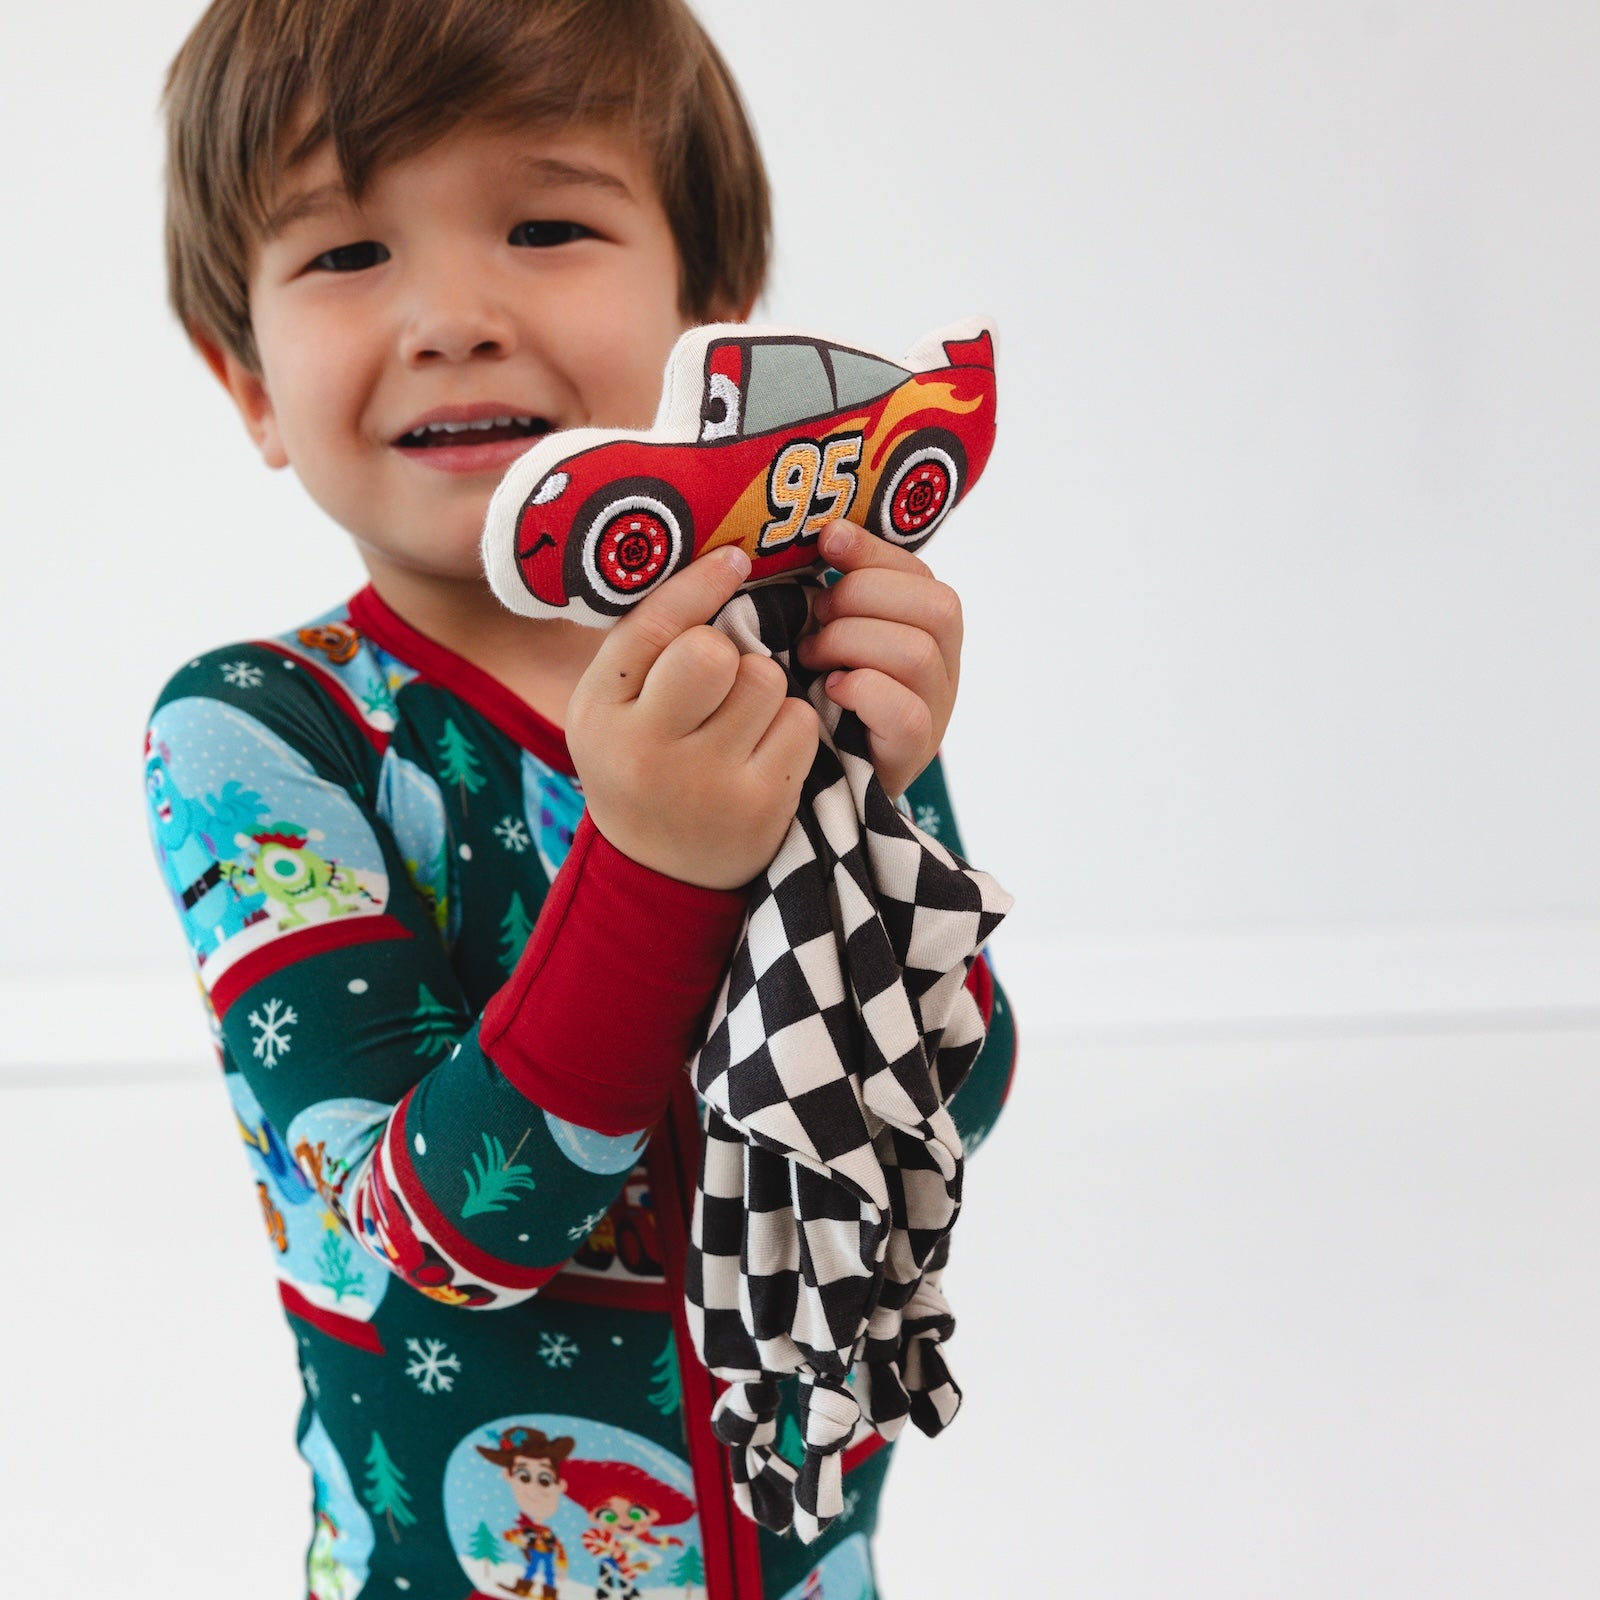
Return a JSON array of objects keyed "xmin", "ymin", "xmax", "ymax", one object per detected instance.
[{"xmin": 2, "ymin": 1, "xmax": 1598, "ymax": 1596}]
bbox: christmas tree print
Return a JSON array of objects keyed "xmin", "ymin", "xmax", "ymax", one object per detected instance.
[
  {"xmin": 436, "ymin": 718, "xmax": 486, "ymax": 809},
  {"xmin": 316, "ymin": 1223, "xmax": 365, "ymax": 1302},
  {"xmin": 460, "ymin": 1129, "xmax": 537, "ymax": 1218},
  {"xmin": 362, "ymin": 1431, "xmax": 417, "ymax": 1541},
  {"xmin": 669, "ymin": 1544, "xmax": 706, "ymax": 1595},
  {"xmin": 468, "ymin": 1520, "xmax": 502, "ymax": 1584},
  {"xmin": 361, "ymin": 676, "xmax": 397, "ymax": 720},
  {"xmin": 648, "ymin": 1331, "xmax": 682, "ymax": 1418},
  {"xmin": 411, "ymin": 983, "xmax": 461, "ymax": 1059},
  {"xmin": 498, "ymin": 891, "xmax": 535, "ymax": 975}
]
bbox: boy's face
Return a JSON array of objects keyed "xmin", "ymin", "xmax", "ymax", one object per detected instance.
[{"xmin": 213, "ymin": 120, "xmax": 703, "ymax": 587}]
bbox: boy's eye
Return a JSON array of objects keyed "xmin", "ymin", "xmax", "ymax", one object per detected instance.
[
  {"xmin": 307, "ymin": 241, "xmax": 390, "ymax": 273},
  {"xmin": 509, "ymin": 220, "xmax": 591, "ymax": 249}
]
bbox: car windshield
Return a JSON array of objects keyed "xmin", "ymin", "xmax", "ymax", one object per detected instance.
[{"xmin": 742, "ymin": 342, "xmax": 834, "ymax": 434}]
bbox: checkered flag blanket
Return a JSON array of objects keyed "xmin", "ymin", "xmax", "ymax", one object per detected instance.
[{"xmin": 686, "ymin": 581, "xmax": 1012, "ymax": 1543}]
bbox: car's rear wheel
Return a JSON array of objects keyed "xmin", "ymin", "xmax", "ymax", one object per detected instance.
[
  {"xmin": 569, "ymin": 478, "xmax": 693, "ymax": 615},
  {"xmin": 617, "ymin": 1221, "xmax": 650, "ymax": 1276},
  {"xmin": 869, "ymin": 430, "xmax": 967, "ymax": 552}
]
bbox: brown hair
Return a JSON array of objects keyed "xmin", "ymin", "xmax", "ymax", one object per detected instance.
[{"xmin": 164, "ymin": 0, "xmax": 770, "ymax": 370}]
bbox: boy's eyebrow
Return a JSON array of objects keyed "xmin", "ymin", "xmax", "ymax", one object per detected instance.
[
  {"xmin": 262, "ymin": 182, "xmax": 352, "ymax": 239},
  {"xmin": 261, "ymin": 157, "xmax": 632, "ymax": 239},
  {"xmin": 510, "ymin": 155, "xmax": 635, "ymax": 200}
]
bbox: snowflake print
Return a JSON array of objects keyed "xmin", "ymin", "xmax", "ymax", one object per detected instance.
[
  {"xmin": 404, "ymin": 1337, "xmax": 462, "ymax": 1395},
  {"xmin": 494, "ymin": 815, "xmax": 532, "ymax": 853},
  {"xmin": 839, "ymin": 1486, "xmax": 862, "ymax": 1523},
  {"xmin": 221, "ymin": 660, "xmax": 264, "ymax": 689},
  {"xmin": 248, "ymin": 997, "xmax": 298, "ymax": 1068},
  {"xmin": 538, "ymin": 1331, "xmax": 580, "ymax": 1370},
  {"xmin": 302, "ymin": 1361, "xmax": 321, "ymax": 1401},
  {"xmin": 566, "ymin": 1205, "xmax": 610, "ymax": 1243},
  {"xmin": 914, "ymin": 803, "xmax": 941, "ymax": 837}
]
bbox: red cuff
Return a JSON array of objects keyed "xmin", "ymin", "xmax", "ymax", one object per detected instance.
[
  {"xmin": 966, "ymin": 950, "xmax": 994, "ymax": 1025},
  {"xmin": 479, "ymin": 814, "xmax": 748, "ymax": 1135}
]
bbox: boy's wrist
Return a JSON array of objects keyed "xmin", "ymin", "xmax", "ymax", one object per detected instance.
[{"xmin": 581, "ymin": 813, "xmax": 752, "ymax": 907}]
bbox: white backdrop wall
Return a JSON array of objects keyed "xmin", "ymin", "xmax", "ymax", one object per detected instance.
[
  {"xmin": 4, "ymin": 6, "xmax": 1600, "ymax": 1599},
  {"xmin": 3, "ymin": 0, "xmax": 1599, "ymax": 1057}
]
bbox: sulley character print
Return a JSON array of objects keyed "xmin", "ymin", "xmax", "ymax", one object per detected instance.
[{"xmin": 145, "ymin": 732, "xmax": 270, "ymax": 960}]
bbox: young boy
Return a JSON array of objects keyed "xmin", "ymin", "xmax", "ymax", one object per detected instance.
[{"xmin": 148, "ymin": 3, "xmax": 1016, "ymax": 1597}]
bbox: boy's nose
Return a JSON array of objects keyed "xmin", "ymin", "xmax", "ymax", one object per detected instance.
[{"xmin": 399, "ymin": 293, "xmax": 518, "ymax": 365}]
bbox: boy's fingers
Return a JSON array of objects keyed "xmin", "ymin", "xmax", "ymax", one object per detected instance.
[
  {"xmin": 817, "ymin": 519, "xmax": 933, "ymax": 580},
  {"xmin": 699, "ymin": 652, "xmax": 791, "ymax": 752},
  {"xmin": 636, "ymin": 626, "xmax": 743, "ymax": 735},
  {"xmin": 809, "ymin": 569, "xmax": 963, "ymax": 682},
  {"xmin": 800, "ymin": 614, "xmax": 949, "ymax": 694},
  {"xmin": 589, "ymin": 547, "xmax": 752, "ymax": 702},
  {"xmin": 748, "ymin": 694, "xmax": 821, "ymax": 788},
  {"xmin": 824, "ymin": 666, "xmax": 933, "ymax": 750}
]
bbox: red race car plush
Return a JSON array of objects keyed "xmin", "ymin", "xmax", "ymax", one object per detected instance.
[{"xmin": 481, "ymin": 316, "xmax": 998, "ymax": 627}]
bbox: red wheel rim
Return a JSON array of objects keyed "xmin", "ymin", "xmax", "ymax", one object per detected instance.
[
  {"xmin": 595, "ymin": 510, "xmax": 672, "ymax": 592},
  {"xmin": 890, "ymin": 460, "xmax": 951, "ymax": 535}
]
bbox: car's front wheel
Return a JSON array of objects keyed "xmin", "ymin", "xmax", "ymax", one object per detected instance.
[
  {"xmin": 568, "ymin": 477, "xmax": 694, "ymax": 616},
  {"xmin": 868, "ymin": 429, "xmax": 967, "ymax": 552}
]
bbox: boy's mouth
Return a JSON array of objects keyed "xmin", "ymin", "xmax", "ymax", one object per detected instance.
[
  {"xmin": 391, "ymin": 411, "xmax": 554, "ymax": 475},
  {"xmin": 393, "ymin": 415, "xmax": 550, "ymax": 449}
]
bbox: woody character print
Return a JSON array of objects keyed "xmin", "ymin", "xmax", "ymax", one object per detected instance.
[{"xmin": 477, "ymin": 1427, "xmax": 574, "ymax": 1599}]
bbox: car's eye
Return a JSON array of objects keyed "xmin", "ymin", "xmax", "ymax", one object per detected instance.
[
  {"xmin": 700, "ymin": 371, "xmax": 741, "ymax": 441},
  {"xmin": 510, "ymin": 220, "xmax": 592, "ymax": 248},
  {"xmin": 307, "ymin": 241, "xmax": 390, "ymax": 273}
]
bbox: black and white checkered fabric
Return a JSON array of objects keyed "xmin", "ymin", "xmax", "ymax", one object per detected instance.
[{"xmin": 686, "ymin": 581, "xmax": 1012, "ymax": 1543}]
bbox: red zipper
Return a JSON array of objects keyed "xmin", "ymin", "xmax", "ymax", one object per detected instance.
[{"xmin": 647, "ymin": 1078, "xmax": 767, "ymax": 1599}]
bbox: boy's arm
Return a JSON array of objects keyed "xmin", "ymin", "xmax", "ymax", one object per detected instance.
[{"xmin": 146, "ymin": 564, "xmax": 780, "ymax": 1310}]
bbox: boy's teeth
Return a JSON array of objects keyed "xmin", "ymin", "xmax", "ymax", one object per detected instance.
[
  {"xmin": 400, "ymin": 415, "xmax": 542, "ymax": 446},
  {"xmin": 427, "ymin": 416, "xmax": 528, "ymax": 433}
]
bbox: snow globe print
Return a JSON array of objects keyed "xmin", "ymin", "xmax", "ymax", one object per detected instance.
[
  {"xmin": 444, "ymin": 1415, "xmax": 705, "ymax": 1598},
  {"xmin": 146, "ymin": 696, "xmax": 394, "ymax": 1004}
]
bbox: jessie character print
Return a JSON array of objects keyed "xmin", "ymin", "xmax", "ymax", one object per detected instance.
[{"xmin": 560, "ymin": 1457, "xmax": 694, "ymax": 1599}]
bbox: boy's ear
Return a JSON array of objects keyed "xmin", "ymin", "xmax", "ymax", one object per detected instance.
[{"xmin": 192, "ymin": 329, "xmax": 290, "ymax": 470}]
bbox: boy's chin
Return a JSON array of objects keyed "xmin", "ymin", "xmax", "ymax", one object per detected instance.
[{"xmin": 352, "ymin": 533, "xmax": 492, "ymax": 592}]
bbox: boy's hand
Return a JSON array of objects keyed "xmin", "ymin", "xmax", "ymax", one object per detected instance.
[
  {"xmin": 566, "ymin": 547, "xmax": 821, "ymax": 891},
  {"xmin": 796, "ymin": 520, "xmax": 963, "ymax": 800}
]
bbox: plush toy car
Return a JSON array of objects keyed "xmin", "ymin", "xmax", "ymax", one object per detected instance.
[{"xmin": 482, "ymin": 317, "xmax": 998, "ymax": 627}]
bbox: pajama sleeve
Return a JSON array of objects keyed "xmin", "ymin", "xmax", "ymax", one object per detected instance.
[
  {"xmin": 900, "ymin": 757, "xmax": 1017, "ymax": 1153},
  {"xmin": 145, "ymin": 646, "xmax": 744, "ymax": 1310}
]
